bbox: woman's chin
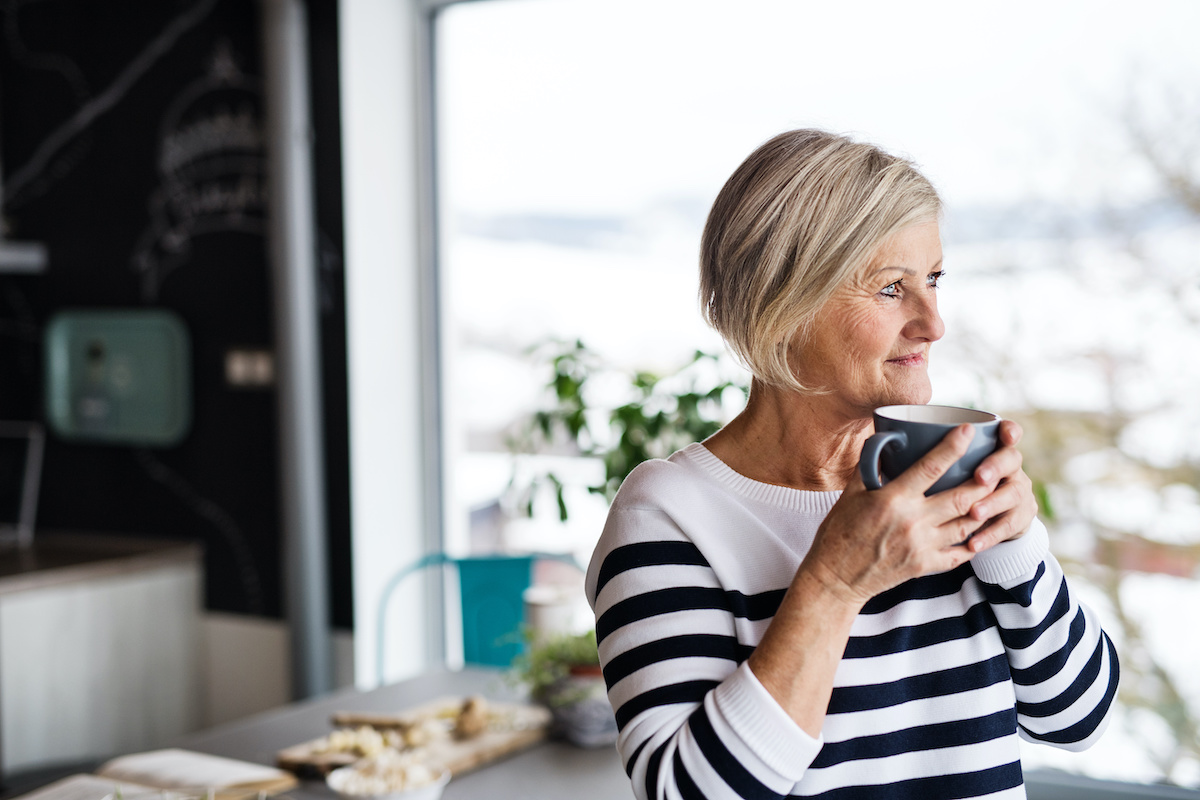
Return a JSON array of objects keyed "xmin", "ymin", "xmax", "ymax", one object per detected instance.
[{"xmin": 881, "ymin": 383, "xmax": 933, "ymax": 408}]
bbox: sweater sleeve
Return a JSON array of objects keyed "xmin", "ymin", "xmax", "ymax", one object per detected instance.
[
  {"xmin": 587, "ymin": 504, "xmax": 820, "ymax": 800},
  {"xmin": 970, "ymin": 518, "xmax": 1120, "ymax": 751}
]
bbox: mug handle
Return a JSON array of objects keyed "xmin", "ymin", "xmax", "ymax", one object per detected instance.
[{"xmin": 859, "ymin": 430, "xmax": 907, "ymax": 490}]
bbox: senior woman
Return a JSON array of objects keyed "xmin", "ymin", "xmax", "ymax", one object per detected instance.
[{"xmin": 585, "ymin": 129, "xmax": 1119, "ymax": 800}]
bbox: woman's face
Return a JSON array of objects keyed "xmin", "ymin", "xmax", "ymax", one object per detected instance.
[{"xmin": 790, "ymin": 221, "xmax": 946, "ymax": 419}]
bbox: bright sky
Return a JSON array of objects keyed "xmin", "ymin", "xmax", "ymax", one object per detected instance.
[{"xmin": 439, "ymin": 0, "xmax": 1200, "ymax": 216}]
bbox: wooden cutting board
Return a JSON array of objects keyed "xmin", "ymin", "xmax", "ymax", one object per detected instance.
[{"xmin": 275, "ymin": 697, "xmax": 551, "ymax": 778}]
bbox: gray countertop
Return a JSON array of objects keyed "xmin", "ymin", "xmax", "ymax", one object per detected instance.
[
  {"xmin": 0, "ymin": 532, "xmax": 201, "ymax": 595},
  {"xmin": 174, "ymin": 668, "xmax": 633, "ymax": 800}
]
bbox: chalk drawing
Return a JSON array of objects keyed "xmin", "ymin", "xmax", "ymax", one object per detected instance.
[
  {"xmin": 2, "ymin": 0, "xmax": 220, "ymax": 209},
  {"xmin": 132, "ymin": 38, "xmax": 267, "ymax": 300}
]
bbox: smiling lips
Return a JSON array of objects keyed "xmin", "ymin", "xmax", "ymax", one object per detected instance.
[{"xmin": 887, "ymin": 352, "xmax": 926, "ymax": 367}]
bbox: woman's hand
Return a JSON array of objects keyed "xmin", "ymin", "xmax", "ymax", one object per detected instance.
[
  {"xmin": 801, "ymin": 422, "xmax": 1031, "ymax": 609},
  {"xmin": 752, "ymin": 423, "xmax": 1013, "ymax": 733},
  {"xmin": 750, "ymin": 420, "xmax": 1041, "ymax": 735}
]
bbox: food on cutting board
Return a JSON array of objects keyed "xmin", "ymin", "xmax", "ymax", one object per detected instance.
[
  {"xmin": 452, "ymin": 696, "xmax": 488, "ymax": 740},
  {"xmin": 308, "ymin": 696, "xmax": 493, "ymax": 759},
  {"xmin": 311, "ymin": 721, "xmax": 440, "ymax": 757},
  {"xmin": 326, "ymin": 750, "xmax": 447, "ymax": 796},
  {"xmin": 276, "ymin": 695, "xmax": 552, "ymax": 779}
]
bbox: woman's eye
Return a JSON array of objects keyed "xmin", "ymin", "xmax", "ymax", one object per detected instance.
[{"xmin": 880, "ymin": 271, "xmax": 942, "ymax": 299}]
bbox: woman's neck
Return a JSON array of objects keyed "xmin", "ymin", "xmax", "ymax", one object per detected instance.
[{"xmin": 703, "ymin": 380, "xmax": 871, "ymax": 492}]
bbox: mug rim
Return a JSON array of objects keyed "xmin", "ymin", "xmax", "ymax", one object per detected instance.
[{"xmin": 874, "ymin": 404, "xmax": 1000, "ymax": 425}]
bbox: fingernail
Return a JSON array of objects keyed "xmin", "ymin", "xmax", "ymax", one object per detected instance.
[
  {"xmin": 977, "ymin": 466, "xmax": 994, "ymax": 484},
  {"xmin": 973, "ymin": 504, "xmax": 988, "ymax": 520}
]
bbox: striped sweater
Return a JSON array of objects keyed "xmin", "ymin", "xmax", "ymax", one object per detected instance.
[{"xmin": 585, "ymin": 443, "xmax": 1119, "ymax": 800}]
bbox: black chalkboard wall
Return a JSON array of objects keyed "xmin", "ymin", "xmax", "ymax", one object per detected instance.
[{"xmin": 0, "ymin": 0, "xmax": 354, "ymax": 626}]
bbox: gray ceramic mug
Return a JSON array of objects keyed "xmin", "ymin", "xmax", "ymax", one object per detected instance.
[{"xmin": 859, "ymin": 405, "xmax": 1001, "ymax": 495}]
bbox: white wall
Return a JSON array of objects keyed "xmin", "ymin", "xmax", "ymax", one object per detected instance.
[
  {"xmin": 181, "ymin": 0, "xmax": 441, "ymax": 723},
  {"xmin": 339, "ymin": 0, "xmax": 440, "ymax": 687},
  {"xmin": 201, "ymin": 614, "xmax": 355, "ymax": 727}
]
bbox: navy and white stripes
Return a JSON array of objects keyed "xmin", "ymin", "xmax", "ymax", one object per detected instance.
[{"xmin": 586, "ymin": 443, "xmax": 1118, "ymax": 800}]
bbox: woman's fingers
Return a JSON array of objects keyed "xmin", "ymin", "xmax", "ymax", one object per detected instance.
[
  {"xmin": 966, "ymin": 421, "xmax": 1031, "ymax": 531},
  {"xmin": 972, "ymin": 426, "xmax": 1024, "ymax": 490},
  {"xmin": 970, "ymin": 475, "xmax": 1019, "ymax": 522},
  {"xmin": 892, "ymin": 424, "xmax": 976, "ymax": 496},
  {"xmin": 969, "ymin": 429, "xmax": 1035, "ymax": 522},
  {"xmin": 890, "ymin": 425, "xmax": 995, "ymax": 529},
  {"xmin": 965, "ymin": 501, "xmax": 1034, "ymax": 552},
  {"xmin": 997, "ymin": 419, "xmax": 1023, "ymax": 446},
  {"xmin": 969, "ymin": 474, "xmax": 1037, "ymax": 549},
  {"xmin": 962, "ymin": 417, "xmax": 1038, "ymax": 550}
]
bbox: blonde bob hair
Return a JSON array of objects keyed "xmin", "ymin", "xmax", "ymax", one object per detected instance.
[{"xmin": 700, "ymin": 129, "xmax": 941, "ymax": 393}]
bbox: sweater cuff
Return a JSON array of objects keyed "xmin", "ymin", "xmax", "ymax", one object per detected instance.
[
  {"xmin": 970, "ymin": 517, "xmax": 1049, "ymax": 585},
  {"xmin": 710, "ymin": 661, "xmax": 821, "ymax": 783}
]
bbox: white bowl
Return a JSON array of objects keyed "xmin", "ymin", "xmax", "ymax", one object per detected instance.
[{"xmin": 326, "ymin": 763, "xmax": 450, "ymax": 800}]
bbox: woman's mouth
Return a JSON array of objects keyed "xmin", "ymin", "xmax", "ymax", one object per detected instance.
[{"xmin": 887, "ymin": 352, "xmax": 925, "ymax": 367}]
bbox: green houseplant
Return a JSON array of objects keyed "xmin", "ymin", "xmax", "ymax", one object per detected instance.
[
  {"xmin": 509, "ymin": 628, "xmax": 601, "ymax": 702},
  {"xmin": 508, "ymin": 629, "xmax": 616, "ymax": 748},
  {"xmin": 507, "ymin": 338, "xmax": 746, "ymax": 521}
]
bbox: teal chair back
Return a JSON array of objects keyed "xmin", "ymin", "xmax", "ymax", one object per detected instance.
[
  {"xmin": 376, "ymin": 552, "xmax": 579, "ymax": 684},
  {"xmin": 456, "ymin": 555, "xmax": 534, "ymax": 666}
]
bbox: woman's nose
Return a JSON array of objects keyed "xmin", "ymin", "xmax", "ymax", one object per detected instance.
[{"xmin": 906, "ymin": 293, "xmax": 945, "ymax": 342}]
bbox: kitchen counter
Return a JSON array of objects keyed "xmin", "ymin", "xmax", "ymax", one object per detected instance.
[
  {"xmin": 0, "ymin": 532, "xmax": 200, "ymax": 593},
  {"xmin": 0, "ymin": 532, "xmax": 203, "ymax": 776}
]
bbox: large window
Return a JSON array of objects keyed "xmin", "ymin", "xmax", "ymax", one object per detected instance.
[{"xmin": 436, "ymin": 0, "xmax": 1200, "ymax": 788}]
